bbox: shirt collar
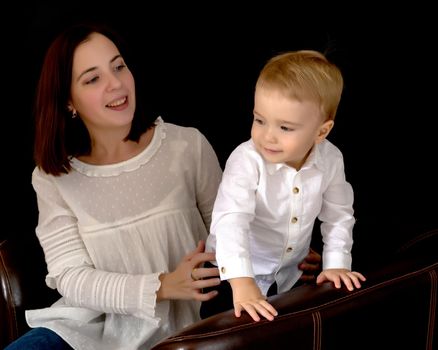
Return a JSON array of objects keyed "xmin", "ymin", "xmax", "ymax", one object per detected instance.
[{"xmin": 265, "ymin": 142, "xmax": 327, "ymax": 175}]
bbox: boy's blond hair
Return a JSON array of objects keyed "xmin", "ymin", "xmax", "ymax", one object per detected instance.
[{"xmin": 256, "ymin": 50, "xmax": 343, "ymax": 121}]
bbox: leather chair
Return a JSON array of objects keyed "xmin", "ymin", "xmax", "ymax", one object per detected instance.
[
  {"xmin": 151, "ymin": 229, "xmax": 438, "ymax": 350},
  {"xmin": 2, "ymin": 229, "xmax": 437, "ymax": 349},
  {"xmin": 0, "ymin": 238, "xmax": 60, "ymax": 348}
]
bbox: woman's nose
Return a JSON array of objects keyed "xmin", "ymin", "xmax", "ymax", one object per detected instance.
[{"xmin": 106, "ymin": 73, "xmax": 122, "ymax": 90}]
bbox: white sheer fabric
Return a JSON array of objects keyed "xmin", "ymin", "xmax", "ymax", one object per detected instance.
[{"xmin": 26, "ymin": 118, "xmax": 223, "ymax": 349}]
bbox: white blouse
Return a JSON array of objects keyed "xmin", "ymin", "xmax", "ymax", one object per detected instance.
[
  {"xmin": 26, "ymin": 118, "xmax": 223, "ymax": 350},
  {"xmin": 206, "ymin": 139, "xmax": 355, "ymax": 295}
]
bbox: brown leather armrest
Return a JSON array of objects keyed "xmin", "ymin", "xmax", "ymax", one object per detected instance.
[
  {"xmin": 0, "ymin": 239, "xmax": 60, "ymax": 348},
  {"xmin": 0, "ymin": 239, "xmax": 23, "ymax": 346},
  {"xmin": 152, "ymin": 229, "xmax": 438, "ymax": 350}
]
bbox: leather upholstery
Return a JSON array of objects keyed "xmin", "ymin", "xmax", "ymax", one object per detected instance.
[
  {"xmin": 1, "ymin": 230, "xmax": 437, "ymax": 349},
  {"xmin": 0, "ymin": 239, "xmax": 20, "ymax": 346},
  {"xmin": 151, "ymin": 229, "xmax": 438, "ymax": 350},
  {"xmin": 0, "ymin": 239, "xmax": 59, "ymax": 348}
]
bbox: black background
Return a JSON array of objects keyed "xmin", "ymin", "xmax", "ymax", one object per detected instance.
[{"xmin": 3, "ymin": 1, "xmax": 437, "ymax": 270}]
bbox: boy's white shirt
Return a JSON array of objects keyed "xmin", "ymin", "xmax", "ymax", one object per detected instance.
[{"xmin": 206, "ymin": 138, "xmax": 355, "ymax": 295}]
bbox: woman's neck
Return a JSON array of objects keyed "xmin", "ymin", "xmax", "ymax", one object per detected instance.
[{"xmin": 78, "ymin": 126, "xmax": 155, "ymax": 165}]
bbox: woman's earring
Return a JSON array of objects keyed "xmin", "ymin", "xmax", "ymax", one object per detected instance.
[{"xmin": 72, "ymin": 110, "xmax": 78, "ymax": 119}]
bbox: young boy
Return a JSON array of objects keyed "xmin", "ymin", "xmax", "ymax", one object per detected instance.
[{"xmin": 202, "ymin": 50, "xmax": 366, "ymax": 322}]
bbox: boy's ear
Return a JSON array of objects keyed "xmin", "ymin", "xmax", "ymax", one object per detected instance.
[{"xmin": 316, "ymin": 120, "xmax": 334, "ymax": 144}]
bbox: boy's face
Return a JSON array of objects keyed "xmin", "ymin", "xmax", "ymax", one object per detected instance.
[{"xmin": 251, "ymin": 86, "xmax": 333, "ymax": 170}]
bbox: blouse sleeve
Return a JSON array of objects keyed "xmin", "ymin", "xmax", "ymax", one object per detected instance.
[
  {"xmin": 194, "ymin": 131, "xmax": 223, "ymax": 230},
  {"xmin": 31, "ymin": 167, "xmax": 164, "ymax": 320}
]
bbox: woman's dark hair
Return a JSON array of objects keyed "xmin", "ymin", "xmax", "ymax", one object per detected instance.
[{"xmin": 33, "ymin": 22, "xmax": 154, "ymax": 176}]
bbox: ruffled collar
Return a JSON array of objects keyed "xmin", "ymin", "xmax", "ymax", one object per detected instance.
[{"xmin": 70, "ymin": 117, "xmax": 166, "ymax": 177}]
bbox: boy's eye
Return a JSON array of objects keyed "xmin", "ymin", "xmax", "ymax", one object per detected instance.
[
  {"xmin": 254, "ymin": 117, "xmax": 263, "ymax": 125},
  {"xmin": 281, "ymin": 126, "xmax": 293, "ymax": 131}
]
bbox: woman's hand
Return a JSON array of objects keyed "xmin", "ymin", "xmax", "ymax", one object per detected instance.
[
  {"xmin": 157, "ymin": 241, "xmax": 221, "ymax": 302},
  {"xmin": 298, "ymin": 248, "xmax": 322, "ymax": 283}
]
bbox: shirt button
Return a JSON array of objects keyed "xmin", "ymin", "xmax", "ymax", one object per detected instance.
[
  {"xmin": 293, "ymin": 187, "xmax": 299, "ymax": 194},
  {"xmin": 286, "ymin": 247, "xmax": 293, "ymax": 252},
  {"xmin": 221, "ymin": 267, "xmax": 226, "ymax": 273},
  {"xmin": 291, "ymin": 217, "xmax": 298, "ymax": 223}
]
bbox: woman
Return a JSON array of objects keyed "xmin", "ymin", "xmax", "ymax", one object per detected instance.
[{"xmin": 7, "ymin": 22, "xmax": 222, "ymax": 350}]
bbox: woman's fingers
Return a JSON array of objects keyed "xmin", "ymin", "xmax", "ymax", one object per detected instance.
[{"xmin": 189, "ymin": 252, "xmax": 216, "ymax": 266}]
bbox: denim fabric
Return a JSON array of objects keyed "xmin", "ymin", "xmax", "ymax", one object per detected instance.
[{"xmin": 5, "ymin": 327, "xmax": 72, "ymax": 350}]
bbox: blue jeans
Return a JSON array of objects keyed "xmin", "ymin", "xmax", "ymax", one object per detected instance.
[{"xmin": 5, "ymin": 327, "xmax": 72, "ymax": 350}]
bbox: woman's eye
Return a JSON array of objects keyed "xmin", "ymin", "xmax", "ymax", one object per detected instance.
[
  {"xmin": 115, "ymin": 64, "xmax": 126, "ymax": 72},
  {"xmin": 85, "ymin": 76, "xmax": 99, "ymax": 85}
]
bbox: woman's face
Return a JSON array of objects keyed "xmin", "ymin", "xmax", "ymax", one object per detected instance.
[{"xmin": 69, "ymin": 32, "xmax": 136, "ymax": 136}]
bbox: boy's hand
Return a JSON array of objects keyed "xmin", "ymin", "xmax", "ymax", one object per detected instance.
[
  {"xmin": 229, "ymin": 277, "xmax": 278, "ymax": 322},
  {"xmin": 316, "ymin": 269, "xmax": 366, "ymax": 291}
]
